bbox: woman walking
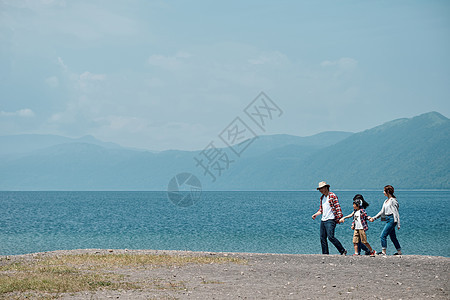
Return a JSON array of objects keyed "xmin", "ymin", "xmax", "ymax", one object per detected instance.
[{"xmin": 369, "ymin": 185, "xmax": 402, "ymax": 255}]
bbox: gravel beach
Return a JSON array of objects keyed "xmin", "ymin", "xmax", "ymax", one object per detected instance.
[{"xmin": 1, "ymin": 249, "xmax": 448, "ymax": 299}]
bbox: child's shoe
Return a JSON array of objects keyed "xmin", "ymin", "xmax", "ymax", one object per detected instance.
[
  {"xmin": 369, "ymin": 250, "xmax": 376, "ymax": 257},
  {"xmin": 352, "ymin": 253, "xmax": 359, "ymax": 256}
]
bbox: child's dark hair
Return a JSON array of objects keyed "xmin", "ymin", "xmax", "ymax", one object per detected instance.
[{"xmin": 353, "ymin": 194, "xmax": 369, "ymax": 209}]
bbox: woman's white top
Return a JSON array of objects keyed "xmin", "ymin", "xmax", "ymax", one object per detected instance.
[
  {"xmin": 373, "ymin": 197, "xmax": 400, "ymax": 229},
  {"xmin": 383, "ymin": 199, "xmax": 395, "ymax": 215}
]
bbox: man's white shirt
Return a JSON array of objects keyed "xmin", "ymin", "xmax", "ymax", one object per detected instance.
[{"xmin": 321, "ymin": 195, "xmax": 335, "ymax": 221}]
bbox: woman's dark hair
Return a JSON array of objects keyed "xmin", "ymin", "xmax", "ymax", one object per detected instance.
[
  {"xmin": 353, "ymin": 194, "xmax": 369, "ymax": 209},
  {"xmin": 384, "ymin": 185, "xmax": 396, "ymax": 198}
]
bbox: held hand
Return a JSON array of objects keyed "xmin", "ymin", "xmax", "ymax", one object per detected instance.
[
  {"xmin": 339, "ymin": 218, "xmax": 345, "ymax": 223},
  {"xmin": 369, "ymin": 217, "xmax": 374, "ymax": 222}
]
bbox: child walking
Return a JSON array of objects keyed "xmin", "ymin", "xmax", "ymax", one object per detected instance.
[{"xmin": 340, "ymin": 194, "xmax": 376, "ymax": 256}]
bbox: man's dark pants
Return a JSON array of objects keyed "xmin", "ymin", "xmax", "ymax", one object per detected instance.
[{"xmin": 320, "ymin": 219, "xmax": 345, "ymax": 254}]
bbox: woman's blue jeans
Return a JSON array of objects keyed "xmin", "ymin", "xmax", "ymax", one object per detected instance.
[
  {"xmin": 320, "ymin": 219, "xmax": 345, "ymax": 254},
  {"xmin": 380, "ymin": 215, "xmax": 401, "ymax": 250}
]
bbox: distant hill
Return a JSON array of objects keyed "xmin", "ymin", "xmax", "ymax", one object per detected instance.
[
  {"xmin": 295, "ymin": 111, "xmax": 450, "ymax": 189},
  {"xmin": 211, "ymin": 112, "xmax": 449, "ymax": 190},
  {"xmin": 240, "ymin": 131, "xmax": 353, "ymax": 158},
  {"xmin": 0, "ymin": 134, "xmax": 123, "ymax": 156},
  {"xmin": 0, "ymin": 112, "xmax": 448, "ymax": 190}
]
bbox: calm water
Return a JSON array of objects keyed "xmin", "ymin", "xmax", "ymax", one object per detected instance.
[{"xmin": 0, "ymin": 191, "xmax": 448, "ymax": 257}]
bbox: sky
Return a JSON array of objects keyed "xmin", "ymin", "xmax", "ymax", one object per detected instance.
[{"xmin": 1, "ymin": 0, "xmax": 449, "ymax": 151}]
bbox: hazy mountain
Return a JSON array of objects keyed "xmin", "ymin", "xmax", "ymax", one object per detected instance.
[
  {"xmin": 196, "ymin": 112, "xmax": 449, "ymax": 190},
  {"xmin": 239, "ymin": 131, "xmax": 353, "ymax": 158},
  {"xmin": 0, "ymin": 112, "xmax": 448, "ymax": 190},
  {"xmin": 0, "ymin": 131, "xmax": 350, "ymax": 190},
  {"xmin": 295, "ymin": 111, "xmax": 450, "ymax": 189},
  {"xmin": 0, "ymin": 134, "xmax": 123, "ymax": 156}
]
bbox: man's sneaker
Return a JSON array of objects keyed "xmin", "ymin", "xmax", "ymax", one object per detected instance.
[
  {"xmin": 369, "ymin": 250, "xmax": 376, "ymax": 257},
  {"xmin": 393, "ymin": 252, "xmax": 402, "ymax": 255},
  {"xmin": 377, "ymin": 251, "xmax": 386, "ymax": 256},
  {"xmin": 341, "ymin": 249, "xmax": 347, "ymax": 256}
]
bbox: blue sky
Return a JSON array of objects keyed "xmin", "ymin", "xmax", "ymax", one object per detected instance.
[{"xmin": 1, "ymin": 0, "xmax": 449, "ymax": 150}]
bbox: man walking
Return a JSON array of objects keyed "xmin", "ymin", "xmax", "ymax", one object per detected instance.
[{"xmin": 312, "ymin": 181, "xmax": 347, "ymax": 255}]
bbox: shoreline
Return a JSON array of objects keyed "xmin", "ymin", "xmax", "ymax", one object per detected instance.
[
  {"xmin": 1, "ymin": 249, "xmax": 448, "ymax": 299},
  {"xmin": 2, "ymin": 248, "xmax": 450, "ymax": 259},
  {"xmin": 2, "ymin": 248, "xmax": 449, "ymax": 260},
  {"xmin": 2, "ymin": 189, "xmax": 450, "ymax": 192}
]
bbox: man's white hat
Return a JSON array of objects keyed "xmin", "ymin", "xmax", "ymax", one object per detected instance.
[{"xmin": 317, "ymin": 181, "xmax": 330, "ymax": 190}]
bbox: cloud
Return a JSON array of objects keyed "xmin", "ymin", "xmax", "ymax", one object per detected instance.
[
  {"xmin": 144, "ymin": 43, "xmax": 293, "ymax": 95},
  {"xmin": 147, "ymin": 52, "xmax": 191, "ymax": 70},
  {"xmin": 248, "ymin": 51, "xmax": 289, "ymax": 66},
  {"xmin": 42, "ymin": 56, "xmax": 109, "ymax": 136},
  {"xmin": 79, "ymin": 71, "xmax": 105, "ymax": 81},
  {"xmin": 57, "ymin": 57, "xmax": 68, "ymax": 72},
  {"xmin": 0, "ymin": 108, "xmax": 35, "ymax": 117},
  {"xmin": 101, "ymin": 115, "xmax": 146, "ymax": 132},
  {"xmin": 45, "ymin": 76, "xmax": 59, "ymax": 88},
  {"xmin": 56, "ymin": 57, "xmax": 105, "ymax": 91},
  {"xmin": 93, "ymin": 115, "xmax": 211, "ymax": 151},
  {"xmin": 320, "ymin": 57, "xmax": 358, "ymax": 69},
  {"xmin": 1, "ymin": 0, "xmax": 66, "ymax": 9},
  {"xmin": 2, "ymin": 1, "xmax": 139, "ymax": 41}
]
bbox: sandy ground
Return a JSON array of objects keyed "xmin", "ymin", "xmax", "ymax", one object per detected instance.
[{"xmin": 1, "ymin": 249, "xmax": 449, "ymax": 299}]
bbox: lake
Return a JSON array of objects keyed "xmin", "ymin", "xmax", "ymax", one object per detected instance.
[{"xmin": 0, "ymin": 191, "xmax": 448, "ymax": 257}]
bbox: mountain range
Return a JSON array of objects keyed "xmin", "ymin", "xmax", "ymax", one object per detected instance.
[{"xmin": 0, "ymin": 111, "xmax": 448, "ymax": 190}]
